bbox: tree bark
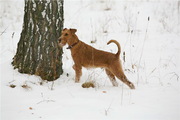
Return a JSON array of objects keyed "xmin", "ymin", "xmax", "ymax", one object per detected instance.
[{"xmin": 12, "ymin": 0, "xmax": 64, "ymax": 81}]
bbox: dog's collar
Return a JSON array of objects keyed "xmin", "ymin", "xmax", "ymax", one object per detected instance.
[{"xmin": 66, "ymin": 41, "xmax": 79, "ymax": 49}]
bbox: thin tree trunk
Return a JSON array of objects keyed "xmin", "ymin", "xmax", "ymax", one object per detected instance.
[{"xmin": 12, "ymin": 0, "xmax": 64, "ymax": 81}]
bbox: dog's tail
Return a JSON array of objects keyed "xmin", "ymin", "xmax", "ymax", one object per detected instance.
[{"xmin": 107, "ymin": 40, "xmax": 121, "ymax": 57}]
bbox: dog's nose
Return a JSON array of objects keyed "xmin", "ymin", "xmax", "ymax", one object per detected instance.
[{"xmin": 58, "ymin": 38, "xmax": 61, "ymax": 43}]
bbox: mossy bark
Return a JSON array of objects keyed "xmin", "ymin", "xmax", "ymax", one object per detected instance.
[{"xmin": 12, "ymin": 0, "xmax": 64, "ymax": 81}]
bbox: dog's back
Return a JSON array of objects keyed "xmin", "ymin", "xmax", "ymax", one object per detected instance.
[{"xmin": 71, "ymin": 40, "xmax": 120, "ymax": 68}]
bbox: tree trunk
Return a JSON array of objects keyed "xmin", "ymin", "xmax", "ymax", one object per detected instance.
[{"xmin": 12, "ymin": 0, "xmax": 64, "ymax": 81}]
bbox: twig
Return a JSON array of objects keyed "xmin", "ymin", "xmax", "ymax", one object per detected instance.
[
  {"xmin": 129, "ymin": 30, "xmax": 134, "ymax": 66},
  {"xmin": 12, "ymin": 32, "xmax": 15, "ymax": 38},
  {"xmin": 148, "ymin": 68, "xmax": 157, "ymax": 77},
  {"xmin": 123, "ymin": 51, "xmax": 126, "ymax": 63},
  {"xmin": 105, "ymin": 100, "xmax": 114, "ymax": 116},
  {"xmin": 158, "ymin": 67, "xmax": 163, "ymax": 86},
  {"xmin": 121, "ymin": 84, "xmax": 124, "ymax": 106},
  {"xmin": 37, "ymin": 100, "xmax": 55, "ymax": 104},
  {"xmin": 158, "ymin": 58, "xmax": 163, "ymax": 85},
  {"xmin": 0, "ymin": 27, "xmax": 8, "ymax": 36},
  {"xmin": 90, "ymin": 19, "xmax": 96, "ymax": 44},
  {"xmin": 37, "ymin": 93, "xmax": 55, "ymax": 104},
  {"xmin": 51, "ymin": 81, "xmax": 54, "ymax": 90},
  {"xmin": 8, "ymin": 80, "xmax": 15, "ymax": 84},
  {"xmin": 167, "ymin": 72, "xmax": 179, "ymax": 81},
  {"xmin": 137, "ymin": 17, "xmax": 150, "ymax": 85},
  {"xmin": 145, "ymin": 67, "xmax": 156, "ymax": 83}
]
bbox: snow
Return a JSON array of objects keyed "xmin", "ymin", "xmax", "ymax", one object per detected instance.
[
  {"xmin": 42, "ymin": 11, "xmax": 46, "ymax": 18},
  {"xmin": 1, "ymin": 0, "xmax": 180, "ymax": 120}
]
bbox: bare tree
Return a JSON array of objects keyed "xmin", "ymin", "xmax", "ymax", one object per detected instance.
[{"xmin": 12, "ymin": 0, "xmax": 64, "ymax": 81}]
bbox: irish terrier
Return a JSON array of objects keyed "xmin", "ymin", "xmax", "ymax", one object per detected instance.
[{"xmin": 58, "ymin": 28, "xmax": 135, "ymax": 89}]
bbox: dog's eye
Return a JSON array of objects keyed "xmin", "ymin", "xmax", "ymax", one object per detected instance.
[{"xmin": 65, "ymin": 33, "xmax": 68, "ymax": 36}]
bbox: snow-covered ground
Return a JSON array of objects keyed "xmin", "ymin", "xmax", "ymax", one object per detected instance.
[{"xmin": 1, "ymin": 0, "xmax": 180, "ymax": 120}]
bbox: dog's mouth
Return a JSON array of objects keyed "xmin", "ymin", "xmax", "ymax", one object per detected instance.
[
  {"xmin": 59, "ymin": 43, "xmax": 65, "ymax": 48},
  {"xmin": 58, "ymin": 39, "xmax": 66, "ymax": 48}
]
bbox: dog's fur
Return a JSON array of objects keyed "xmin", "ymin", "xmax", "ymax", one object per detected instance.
[{"xmin": 58, "ymin": 28, "xmax": 135, "ymax": 89}]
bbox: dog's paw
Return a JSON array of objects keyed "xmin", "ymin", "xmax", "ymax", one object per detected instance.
[
  {"xmin": 112, "ymin": 81, "xmax": 118, "ymax": 87},
  {"xmin": 75, "ymin": 80, "xmax": 80, "ymax": 83},
  {"xmin": 129, "ymin": 83, "xmax": 135, "ymax": 89}
]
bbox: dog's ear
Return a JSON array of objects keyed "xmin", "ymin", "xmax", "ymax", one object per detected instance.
[
  {"xmin": 63, "ymin": 28, "xmax": 67, "ymax": 31},
  {"xmin": 70, "ymin": 28, "xmax": 77, "ymax": 34}
]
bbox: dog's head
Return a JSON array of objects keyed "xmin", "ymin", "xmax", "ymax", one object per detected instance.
[{"xmin": 58, "ymin": 28, "xmax": 77, "ymax": 47}]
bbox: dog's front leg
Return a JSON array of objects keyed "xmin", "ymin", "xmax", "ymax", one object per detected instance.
[{"xmin": 73, "ymin": 64, "xmax": 82, "ymax": 83}]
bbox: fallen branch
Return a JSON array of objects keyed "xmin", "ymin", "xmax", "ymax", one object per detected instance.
[
  {"xmin": 37, "ymin": 99, "xmax": 55, "ymax": 104},
  {"xmin": 37, "ymin": 93, "xmax": 55, "ymax": 104},
  {"xmin": 169, "ymin": 72, "xmax": 179, "ymax": 81}
]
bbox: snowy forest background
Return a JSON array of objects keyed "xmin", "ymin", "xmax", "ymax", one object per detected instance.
[{"xmin": 1, "ymin": 0, "xmax": 180, "ymax": 120}]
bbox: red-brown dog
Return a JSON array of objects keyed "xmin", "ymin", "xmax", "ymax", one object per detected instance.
[{"xmin": 59, "ymin": 28, "xmax": 135, "ymax": 89}]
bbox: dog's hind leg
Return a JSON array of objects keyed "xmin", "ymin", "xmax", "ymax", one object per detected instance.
[
  {"xmin": 105, "ymin": 69, "xmax": 118, "ymax": 87},
  {"xmin": 110, "ymin": 65, "xmax": 135, "ymax": 89},
  {"xmin": 115, "ymin": 71, "xmax": 135, "ymax": 89}
]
